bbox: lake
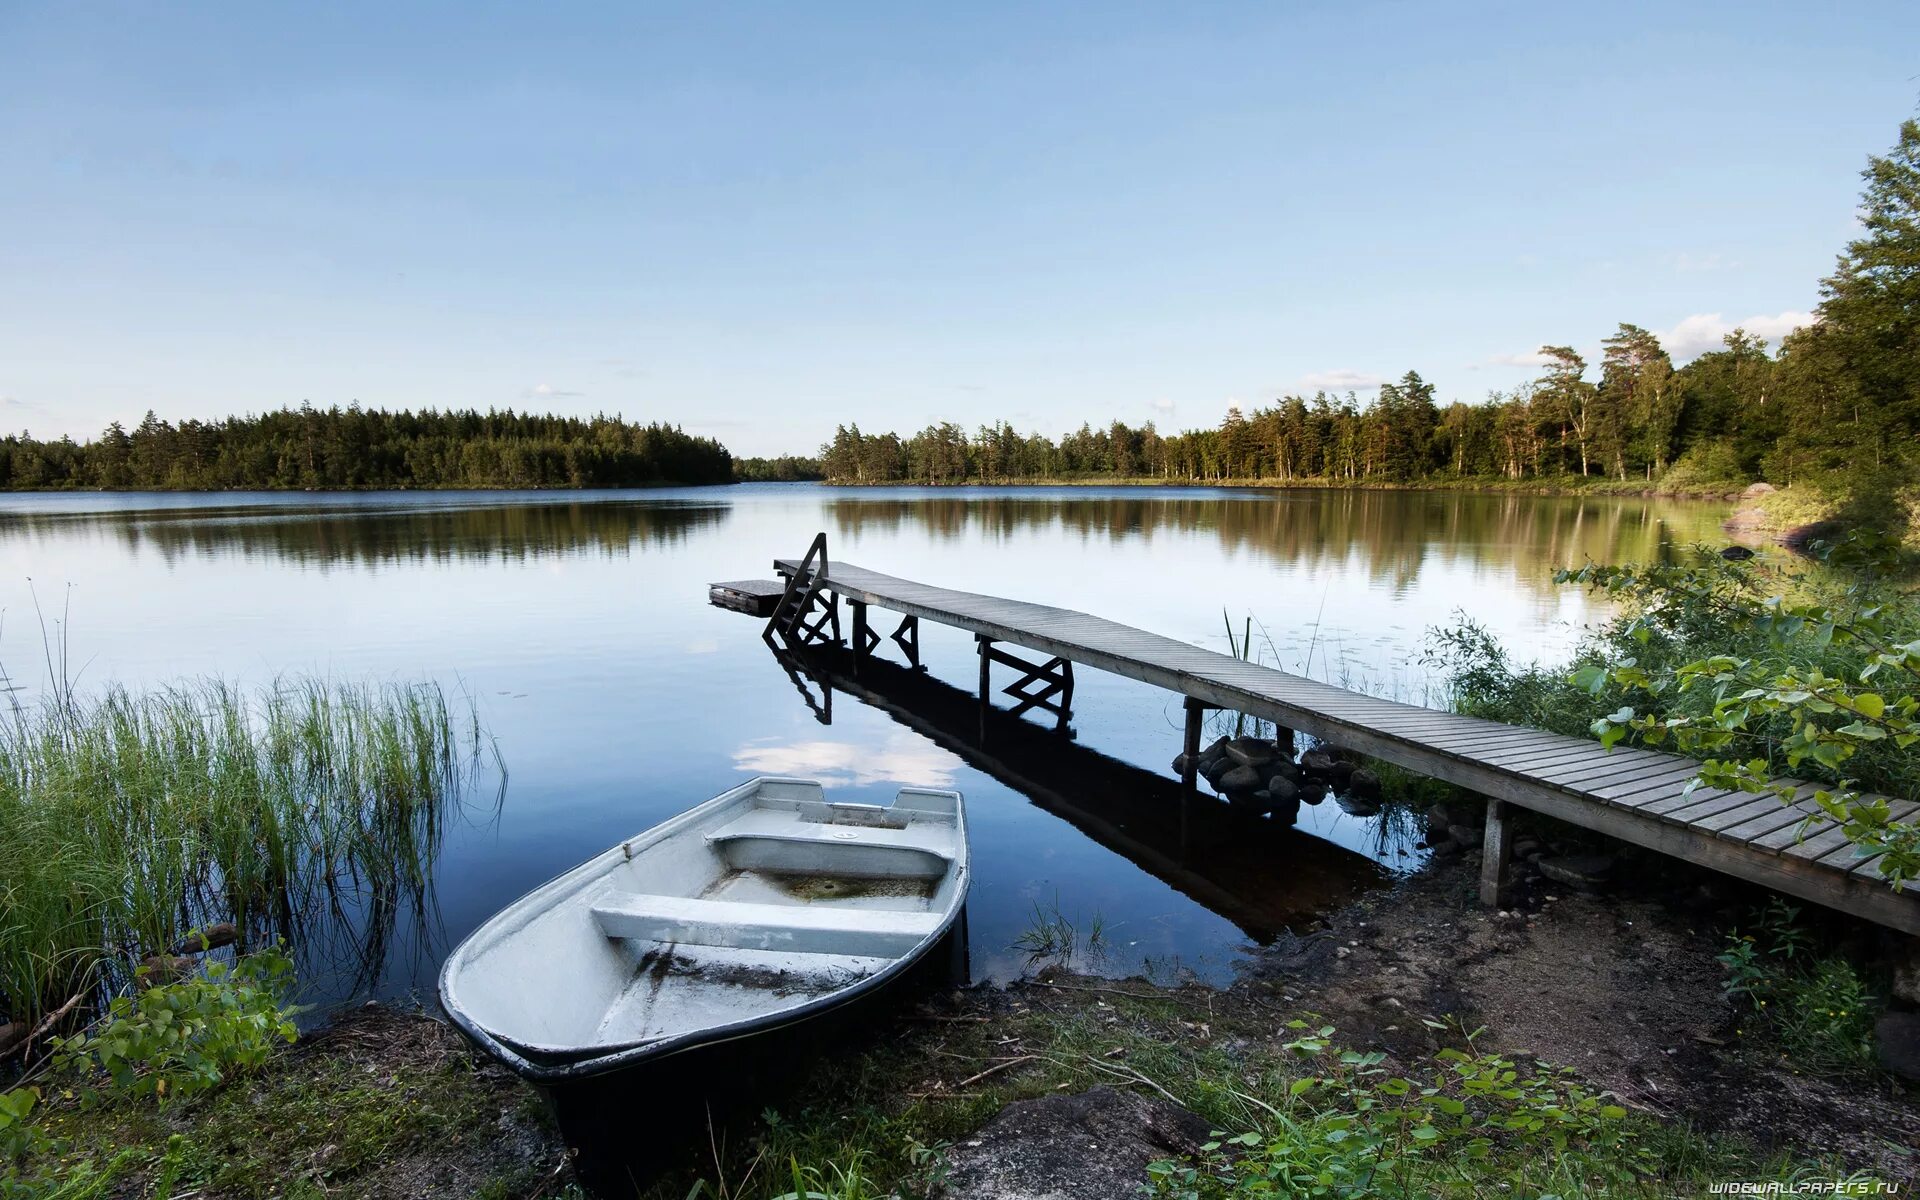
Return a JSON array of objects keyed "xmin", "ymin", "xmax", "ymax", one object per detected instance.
[{"xmin": 0, "ymin": 484, "xmax": 1732, "ymax": 1005}]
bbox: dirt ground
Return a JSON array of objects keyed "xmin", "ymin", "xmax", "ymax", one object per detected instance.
[{"xmin": 1241, "ymin": 849, "xmax": 1920, "ymax": 1184}]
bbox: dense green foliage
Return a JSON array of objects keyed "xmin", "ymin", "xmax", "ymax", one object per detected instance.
[
  {"xmin": 0, "ymin": 406, "xmax": 733, "ymax": 490},
  {"xmin": 821, "ymin": 119, "xmax": 1920, "ymax": 510},
  {"xmin": 0, "ymin": 676, "xmax": 489, "ymax": 1024},
  {"xmin": 51, "ymin": 949, "xmax": 299, "ymax": 1105},
  {"xmin": 1147, "ymin": 1022, "xmax": 1635, "ymax": 1199},
  {"xmin": 1430, "ymin": 539, "xmax": 1920, "ymax": 888},
  {"xmin": 1563, "ymin": 540, "xmax": 1920, "ymax": 887},
  {"xmin": 3, "ymin": 949, "xmax": 299, "ymax": 1186},
  {"xmin": 734, "ymin": 454, "xmax": 826, "ymax": 482}
]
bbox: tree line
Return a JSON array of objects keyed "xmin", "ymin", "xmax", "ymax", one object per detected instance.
[
  {"xmin": 0, "ymin": 406, "xmax": 734, "ymax": 490},
  {"xmin": 821, "ymin": 118, "xmax": 1920, "ymax": 504}
]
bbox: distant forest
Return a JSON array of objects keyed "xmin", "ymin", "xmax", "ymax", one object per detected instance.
[
  {"xmin": 820, "ymin": 118, "xmax": 1920, "ymax": 503},
  {"xmin": 734, "ymin": 455, "xmax": 827, "ymax": 482},
  {"xmin": 0, "ymin": 407, "xmax": 733, "ymax": 490}
]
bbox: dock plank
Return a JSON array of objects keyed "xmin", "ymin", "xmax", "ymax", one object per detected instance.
[{"xmin": 776, "ymin": 556, "xmax": 1920, "ymax": 935}]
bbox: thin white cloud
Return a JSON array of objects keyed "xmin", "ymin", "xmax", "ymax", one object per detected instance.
[
  {"xmin": 1470, "ymin": 349, "xmax": 1553, "ymax": 370},
  {"xmin": 1298, "ymin": 369, "xmax": 1384, "ymax": 392},
  {"xmin": 732, "ymin": 733, "xmax": 960, "ymax": 788},
  {"xmin": 524, "ymin": 382, "xmax": 586, "ymax": 400},
  {"xmin": 1657, "ymin": 311, "xmax": 1813, "ymax": 360},
  {"xmin": 1150, "ymin": 398, "xmax": 1176, "ymax": 414}
]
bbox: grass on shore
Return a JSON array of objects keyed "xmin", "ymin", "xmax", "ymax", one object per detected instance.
[
  {"xmin": 6, "ymin": 1008, "xmax": 568, "ymax": 1200},
  {"xmin": 647, "ymin": 983, "xmax": 1859, "ymax": 1200},
  {"xmin": 0, "ymin": 675, "xmax": 495, "ymax": 1027}
]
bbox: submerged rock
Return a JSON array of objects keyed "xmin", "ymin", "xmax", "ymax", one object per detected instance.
[
  {"xmin": 1217, "ymin": 764, "xmax": 1264, "ymax": 793},
  {"xmin": 138, "ymin": 955, "xmax": 197, "ymax": 985},
  {"xmin": 1196, "ymin": 737, "xmax": 1230, "ymax": 774},
  {"xmin": 1297, "ymin": 780, "xmax": 1329, "ymax": 806},
  {"xmin": 1334, "ymin": 793, "xmax": 1380, "ymax": 818},
  {"xmin": 1263, "ymin": 778, "xmax": 1299, "ymax": 806},
  {"xmin": 1224, "ymin": 737, "xmax": 1276, "ymax": 767},
  {"xmin": 1260, "ymin": 758, "xmax": 1301, "ymax": 785},
  {"xmin": 171, "ymin": 921, "xmax": 240, "ymax": 956},
  {"xmin": 1346, "ymin": 766, "xmax": 1380, "ymax": 798},
  {"xmin": 938, "ymin": 1085, "xmax": 1212, "ymax": 1200}
]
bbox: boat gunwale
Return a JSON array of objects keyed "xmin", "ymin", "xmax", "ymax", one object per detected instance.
[{"xmin": 437, "ymin": 776, "xmax": 969, "ymax": 1084}]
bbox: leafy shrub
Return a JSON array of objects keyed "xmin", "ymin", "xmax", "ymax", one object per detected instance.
[
  {"xmin": 0, "ymin": 1088, "xmax": 38, "ymax": 1166},
  {"xmin": 1430, "ymin": 537, "xmax": 1920, "ymax": 887},
  {"xmin": 1658, "ymin": 439, "xmax": 1749, "ymax": 493},
  {"xmin": 1146, "ymin": 1022, "xmax": 1636, "ymax": 1198},
  {"xmin": 53, "ymin": 948, "xmax": 299, "ymax": 1104}
]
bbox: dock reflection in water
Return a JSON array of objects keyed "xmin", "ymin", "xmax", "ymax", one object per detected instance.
[{"xmin": 764, "ymin": 638, "xmax": 1395, "ymax": 956}]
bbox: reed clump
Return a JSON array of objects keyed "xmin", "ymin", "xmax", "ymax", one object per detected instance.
[{"xmin": 0, "ymin": 676, "xmax": 492, "ymax": 1027}]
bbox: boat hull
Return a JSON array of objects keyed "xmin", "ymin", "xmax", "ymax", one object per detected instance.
[{"xmin": 499, "ymin": 915, "xmax": 968, "ymax": 1194}]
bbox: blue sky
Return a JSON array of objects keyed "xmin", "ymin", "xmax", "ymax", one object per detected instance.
[{"xmin": 2, "ymin": 3, "xmax": 1915, "ymax": 457}]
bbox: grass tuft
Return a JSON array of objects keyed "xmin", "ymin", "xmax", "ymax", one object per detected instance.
[{"xmin": 0, "ymin": 675, "xmax": 497, "ymax": 1025}]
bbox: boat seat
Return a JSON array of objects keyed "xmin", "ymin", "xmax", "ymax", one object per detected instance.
[
  {"xmin": 706, "ymin": 809, "xmax": 956, "ymax": 879},
  {"xmin": 590, "ymin": 892, "xmax": 943, "ymax": 958}
]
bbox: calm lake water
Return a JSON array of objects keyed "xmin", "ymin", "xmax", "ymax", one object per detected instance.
[{"xmin": 0, "ymin": 485, "xmax": 1732, "ymax": 1004}]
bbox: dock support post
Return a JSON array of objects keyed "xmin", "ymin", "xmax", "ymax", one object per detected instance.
[
  {"xmin": 976, "ymin": 635, "xmax": 993, "ymax": 742},
  {"xmin": 1181, "ymin": 697, "xmax": 1205, "ymax": 854},
  {"xmin": 850, "ymin": 600, "xmax": 876, "ymax": 675},
  {"xmin": 892, "ymin": 614, "xmax": 922, "ymax": 670},
  {"xmin": 1480, "ymin": 799, "xmax": 1511, "ymax": 907}
]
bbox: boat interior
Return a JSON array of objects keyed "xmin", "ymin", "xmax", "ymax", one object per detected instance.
[{"xmin": 445, "ymin": 778, "xmax": 967, "ymax": 1062}]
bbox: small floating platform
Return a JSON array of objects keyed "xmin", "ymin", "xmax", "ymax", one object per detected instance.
[{"xmin": 709, "ymin": 579, "xmax": 787, "ymax": 616}]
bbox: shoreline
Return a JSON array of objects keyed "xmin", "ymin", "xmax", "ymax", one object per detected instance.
[
  {"xmin": 2, "ymin": 476, "xmax": 1754, "ymax": 499},
  {"xmin": 16, "ymin": 843, "xmax": 1913, "ymax": 1197},
  {"xmin": 810, "ymin": 474, "xmax": 1754, "ymax": 500}
]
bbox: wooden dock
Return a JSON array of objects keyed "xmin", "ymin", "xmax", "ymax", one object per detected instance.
[{"xmin": 766, "ymin": 539, "xmax": 1920, "ymax": 936}]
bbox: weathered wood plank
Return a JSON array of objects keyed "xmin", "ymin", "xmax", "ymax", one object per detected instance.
[{"xmin": 779, "ymin": 556, "xmax": 1920, "ymax": 935}]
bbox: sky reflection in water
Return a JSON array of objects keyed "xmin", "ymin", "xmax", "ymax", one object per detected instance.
[{"xmin": 0, "ymin": 484, "xmax": 1733, "ymax": 998}]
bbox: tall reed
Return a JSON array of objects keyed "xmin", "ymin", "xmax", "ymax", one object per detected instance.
[{"xmin": 0, "ymin": 676, "xmax": 494, "ymax": 1025}]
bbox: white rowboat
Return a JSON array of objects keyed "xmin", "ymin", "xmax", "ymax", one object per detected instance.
[{"xmin": 439, "ymin": 777, "xmax": 969, "ymax": 1083}]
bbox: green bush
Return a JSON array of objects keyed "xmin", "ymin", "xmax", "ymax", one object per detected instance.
[
  {"xmin": 1146, "ymin": 1022, "xmax": 1636, "ymax": 1199},
  {"xmin": 52, "ymin": 948, "xmax": 299, "ymax": 1104},
  {"xmin": 1429, "ymin": 536, "xmax": 1920, "ymax": 887},
  {"xmin": 1657, "ymin": 440, "xmax": 1749, "ymax": 493}
]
